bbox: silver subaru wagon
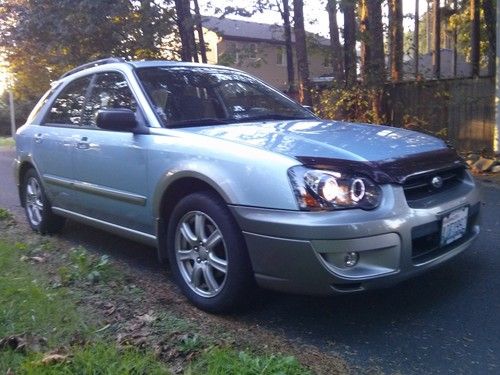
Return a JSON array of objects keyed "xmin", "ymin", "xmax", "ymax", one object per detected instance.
[{"xmin": 14, "ymin": 58, "xmax": 480, "ymax": 312}]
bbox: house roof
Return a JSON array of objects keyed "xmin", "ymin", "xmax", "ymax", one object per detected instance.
[{"xmin": 201, "ymin": 16, "xmax": 329, "ymax": 46}]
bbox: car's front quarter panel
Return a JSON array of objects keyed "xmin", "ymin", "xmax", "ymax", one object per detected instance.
[{"xmin": 148, "ymin": 128, "xmax": 301, "ymax": 219}]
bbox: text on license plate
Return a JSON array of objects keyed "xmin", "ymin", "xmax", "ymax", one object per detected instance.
[{"xmin": 440, "ymin": 206, "xmax": 468, "ymax": 246}]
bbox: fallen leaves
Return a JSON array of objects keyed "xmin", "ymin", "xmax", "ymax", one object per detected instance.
[{"xmin": 0, "ymin": 333, "xmax": 47, "ymax": 353}]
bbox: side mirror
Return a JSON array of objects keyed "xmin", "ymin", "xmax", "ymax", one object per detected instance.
[{"xmin": 96, "ymin": 109, "xmax": 137, "ymax": 132}]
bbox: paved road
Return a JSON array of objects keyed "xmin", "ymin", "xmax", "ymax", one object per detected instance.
[{"xmin": 1, "ymin": 146, "xmax": 499, "ymax": 374}]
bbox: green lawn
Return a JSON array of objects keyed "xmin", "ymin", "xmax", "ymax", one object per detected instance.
[
  {"xmin": 0, "ymin": 236, "xmax": 311, "ymax": 374},
  {"xmin": 0, "ymin": 137, "xmax": 15, "ymax": 147}
]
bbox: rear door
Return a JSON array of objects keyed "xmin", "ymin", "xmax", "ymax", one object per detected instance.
[
  {"xmin": 71, "ymin": 71, "xmax": 152, "ymax": 234},
  {"xmin": 34, "ymin": 76, "xmax": 92, "ymax": 211}
]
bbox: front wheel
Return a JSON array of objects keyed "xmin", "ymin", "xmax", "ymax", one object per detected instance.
[
  {"xmin": 167, "ymin": 191, "xmax": 254, "ymax": 313},
  {"xmin": 22, "ymin": 168, "xmax": 65, "ymax": 234}
]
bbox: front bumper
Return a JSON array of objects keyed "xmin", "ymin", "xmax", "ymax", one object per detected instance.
[{"xmin": 229, "ymin": 179, "xmax": 481, "ymax": 295}]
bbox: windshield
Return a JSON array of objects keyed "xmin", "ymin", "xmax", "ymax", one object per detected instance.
[{"xmin": 136, "ymin": 66, "xmax": 315, "ymax": 128}]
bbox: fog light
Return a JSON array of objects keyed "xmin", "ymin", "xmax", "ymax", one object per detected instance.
[{"xmin": 344, "ymin": 252, "xmax": 359, "ymax": 267}]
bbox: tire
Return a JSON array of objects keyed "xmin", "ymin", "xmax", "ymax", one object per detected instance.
[
  {"xmin": 22, "ymin": 168, "xmax": 66, "ymax": 234},
  {"xmin": 166, "ymin": 191, "xmax": 255, "ymax": 313}
]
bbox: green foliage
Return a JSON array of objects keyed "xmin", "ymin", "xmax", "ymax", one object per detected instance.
[
  {"xmin": 0, "ymin": 137, "xmax": 14, "ymax": 147},
  {"xmin": 20, "ymin": 343, "xmax": 170, "ymax": 375},
  {"xmin": 0, "ymin": 0, "xmax": 176, "ymax": 102},
  {"xmin": 0, "ymin": 242, "xmax": 86, "ymax": 356},
  {"xmin": 313, "ymin": 85, "xmax": 386, "ymax": 124},
  {"xmin": 57, "ymin": 246, "xmax": 114, "ymax": 286},
  {"xmin": 0, "ymin": 207, "xmax": 13, "ymax": 220},
  {"xmin": 187, "ymin": 347, "xmax": 311, "ymax": 375}
]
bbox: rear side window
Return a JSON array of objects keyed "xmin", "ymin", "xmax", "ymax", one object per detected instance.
[
  {"xmin": 84, "ymin": 72, "xmax": 137, "ymax": 127},
  {"xmin": 44, "ymin": 76, "xmax": 91, "ymax": 125}
]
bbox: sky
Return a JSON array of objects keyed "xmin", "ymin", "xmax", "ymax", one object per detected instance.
[{"xmin": 199, "ymin": 0, "xmax": 432, "ymax": 37}]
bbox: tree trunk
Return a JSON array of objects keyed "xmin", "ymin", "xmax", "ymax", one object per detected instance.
[
  {"xmin": 359, "ymin": 0, "xmax": 385, "ymax": 87},
  {"xmin": 282, "ymin": 0, "xmax": 296, "ymax": 92},
  {"xmin": 193, "ymin": 0, "xmax": 207, "ymax": 63},
  {"xmin": 340, "ymin": 0, "xmax": 356, "ymax": 85},
  {"xmin": 452, "ymin": 0, "xmax": 457, "ymax": 76},
  {"xmin": 388, "ymin": 0, "xmax": 403, "ymax": 81},
  {"xmin": 482, "ymin": 0, "xmax": 496, "ymax": 77},
  {"xmin": 140, "ymin": 0, "xmax": 156, "ymax": 57},
  {"xmin": 470, "ymin": 0, "xmax": 480, "ymax": 77},
  {"xmin": 174, "ymin": 0, "xmax": 195, "ymax": 62},
  {"xmin": 327, "ymin": 0, "xmax": 344, "ymax": 83},
  {"xmin": 293, "ymin": 0, "xmax": 312, "ymax": 105},
  {"xmin": 432, "ymin": 0, "xmax": 440, "ymax": 79},
  {"xmin": 414, "ymin": 0, "xmax": 420, "ymax": 78}
]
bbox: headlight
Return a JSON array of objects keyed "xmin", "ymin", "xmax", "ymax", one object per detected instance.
[{"xmin": 288, "ymin": 166, "xmax": 382, "ymax": 211}]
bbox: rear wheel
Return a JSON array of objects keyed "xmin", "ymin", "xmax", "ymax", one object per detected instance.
[
  {"xmin": 167, "ymin": 191, "xmax": 254, "ymax": 313},
  {"xmin": 22, "ymin": 168, "xmax": 65, "ymax": 234}
]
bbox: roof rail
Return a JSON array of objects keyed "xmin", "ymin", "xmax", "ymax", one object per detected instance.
[{"xmin": 59, "ymin": 57, "xmax": 127, "ymax": 79}]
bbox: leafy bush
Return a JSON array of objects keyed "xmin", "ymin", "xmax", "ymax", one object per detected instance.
[{"xmin": 313, "ymin": 85, "xmax": 386, "ymax": 124}]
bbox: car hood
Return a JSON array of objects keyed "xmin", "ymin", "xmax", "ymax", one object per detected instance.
[{"xmin": 184, "ymin": 120, "xmax": 448, "ymax": 162}]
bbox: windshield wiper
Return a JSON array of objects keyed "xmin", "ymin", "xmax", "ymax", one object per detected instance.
[
  {"xmin": 232, "ymin": 114, "xmax": 315, "ymax": 123},
  {"xmin": 168, "ymin": 118, "xmax": 232, "ymax": 128}
]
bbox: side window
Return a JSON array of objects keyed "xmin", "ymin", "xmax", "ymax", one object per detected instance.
[
  {"xmin": 44, "ymin": 76, "xmax": 91, "ymax": 125},
  {"xmin": 84, "ymin": 72, "xmax": 137, "ymax": 127}
]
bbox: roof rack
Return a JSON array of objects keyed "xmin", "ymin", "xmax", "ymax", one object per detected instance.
[{"xmin": 59, "ymin": 57, "xmax": 127, "ymax": 79}]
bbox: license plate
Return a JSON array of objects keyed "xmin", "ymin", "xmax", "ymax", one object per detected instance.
[{"xmin": 440, "ymin": 206, "xmax": 468, "ymax": 246}]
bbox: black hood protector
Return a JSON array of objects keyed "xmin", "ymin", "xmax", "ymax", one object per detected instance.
[{"xmin": 296, "ymin": 148, "xmax": 467, "ymax": 185}]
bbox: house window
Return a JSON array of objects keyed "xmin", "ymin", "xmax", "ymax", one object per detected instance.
[
  {"xmin": 228, "ymin": 42, "xmax": 239, "ymax": 63},
  {"xmin": 323, "ymin": 55, "xmax": 331, "ymax": 67},
  {"xmin": 248, "ymin": 43, "xmax": 257, "ymax": 59},
  {"xmin": 276, "ymin": 47, "xmax": 286, "ymax": 66}
]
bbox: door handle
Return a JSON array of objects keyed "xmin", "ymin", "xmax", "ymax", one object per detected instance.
[
  {"xmin": 34, "ymin": 133, "xmax": 43, "ymax": 143},
  {"xmin": 76, "ymin": 136, "xmax": 89, "ymax": 150}
]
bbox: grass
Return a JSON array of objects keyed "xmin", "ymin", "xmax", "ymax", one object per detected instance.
[
  {"xmin": 187, "ymin": 347, "xmax": 312, "ymax": 375},
  {"xmin": 0, "ymin": 238, "xmax": 312, "ymax": 374},
  {"xmin": 0, "ymin": 207, "xmax": 14, "ymax": 221},
  {"xmin": 0, "ymin": 136, "xmax": 15, "ymax": 147},
  {"xmin": 0, "ymin": 240, "xmax": 170, "ymax": 374}
]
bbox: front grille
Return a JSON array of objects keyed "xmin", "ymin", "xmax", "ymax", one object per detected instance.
[
  {"xmin": 411, "ymin": 202, "xmax": 480, "ymax": 264},
  {"xmin": 403, "ymin": 166, "xmax": 466, "ymax": 204}
]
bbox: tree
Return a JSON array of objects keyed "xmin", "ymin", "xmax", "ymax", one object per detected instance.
[
  {"xmin": 482, "ymin": 0, "xmax": 496, "ymax": 77},
  {"xmin": 326, "ymin": 0, "xmax": 344, "ymax": 82},
  {"xmin": 432, "ymin": 0, "xmax": 441, "ymax": 78},
  {"xmin": 293, "ymin": 0, "xmax": 311, "ymax": 105},
  {"xmin": 280, "ymin": 0, "xmax": 296, "ymax": 93},
  {"xmin": 193, "ymin": 0, "xmax": 208, "ymax": 63},
  {"xmin": 413, "ymin": 0, "xmax": 420, "ymax": 77},
  {"xmin": 340, "ymin": 0, "xmax": 356, "ymax": 85},
  {"xmin": 470, "ymin": 0, "xmax": 480, "ymax": 76},
  {"xmin": 174, "ymin": 0, "xmax": 197, "ymax": 62},
  {"xmin": 388, "ymin": 0, "xmax": 403, "ymax": 81},
  {"xmin": 359, "ymin": 0, "xmax": 385, "ymax": 86},
  {"xmin": 0, "ymin": 0, "xmax": 176, "ymax": 110}
]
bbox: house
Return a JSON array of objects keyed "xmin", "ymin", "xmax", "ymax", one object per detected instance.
[
  {"xmin": 200, "ymin": 16, "xmax": 333, "ymax": 91},
  {"xmin": 402, "ymin": 49, "xmax": 487, "ymax": 80}
]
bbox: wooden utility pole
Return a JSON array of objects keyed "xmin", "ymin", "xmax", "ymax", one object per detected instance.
[
  {"xmin": 432, "ymin": 0, "xmax": 440, "ymax": 79},
  {"xmin": 9, "ymin": 90, "xmax": 15, "ymax": 138}
]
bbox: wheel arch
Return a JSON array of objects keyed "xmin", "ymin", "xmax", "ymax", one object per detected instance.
[
  {"xmin": 17, "ymin": 160, "xmax": 38, "ymax": 207},
  {"xmin": 154, "ymin": 172, "xmax": 234, "ymax": 263}
]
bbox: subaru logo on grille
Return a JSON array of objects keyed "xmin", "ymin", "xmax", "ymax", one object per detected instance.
[{"xmin": 431, "ymin": 176, "xmax": 443, "ymax": 189}]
